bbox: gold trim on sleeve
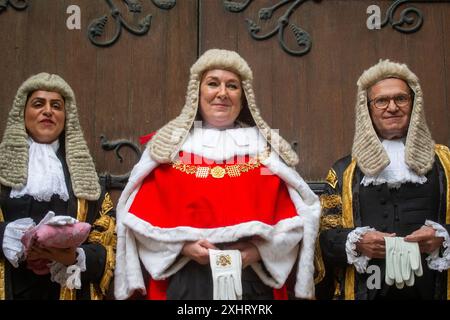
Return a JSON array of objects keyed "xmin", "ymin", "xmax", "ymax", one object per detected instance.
[
  {"xmin": 59, "ymin": 286, "xmax": 77, "ymax": 300},
  {"xmin": 90, "ymin": 284, "xmax": 103, "ymax": 300},
  {"xmin": 342, "ymin": 160, "xmax": 356, "ymax": 229},
  {"xmin": 344, "ymin": 266, "xmax": 355, "ymax": 300},
  {"xmin": 320, "ymin": 214, "xmax": 343, "ymax": 231},
  {"xmin": 447, "ymin": 268, "xmax": 450, "ymax": 298},
  {"xmin": 88, "ymin": 194, "xmax": 116, "ymax": 298},
  {"xmin": 325, "ymin": 168, "xmax": 338, "ymax": 189},
  {"xmin": 342, "ymin": 160, "xmax": 356, "ymax": 300},
  {"xmin": 77, "ymin": 199, "xmax": 88, "ymax": 223},
  {"xmin": 98, "ymin": 245, "xmax": 115, "ymax": 296},
  {"xmin": 88, "ymin": 215, "xmax": 117, "ymax": 248},
  {"xmin": 0, "ymin": 258, "xmax": 4, "ymax": 300},
  {"xmin": 320, "ymin": 194, "xmax": 342, "ymax": 210},
  {"xmin": 99, "ymin": 193, "xmax": 114, "ymax": 216}
]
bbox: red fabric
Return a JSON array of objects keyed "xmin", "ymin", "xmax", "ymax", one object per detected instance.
[
  {"xmin": 273, "ymin": 285, "xmax": 288, "ymax": 300},
  {"xmin": 147, "ymin": 279, "xmax": 288, "ymax": 300},
  {"xmin": 147, "ymin": 278, "xmax": 168, "ymax": 300},
  {"xmin": 139, "ymin": 132, "xmax": 156, "ymax": 145},
  {"xmin": 129, "ymin": 152, "xmax": 298, "ymax": 229}
]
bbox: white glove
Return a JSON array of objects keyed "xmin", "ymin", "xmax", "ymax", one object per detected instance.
[
  {"xmin": 384, "ymin": 237, "xmax": 397, "ymax": 287},
  {"xmin": 36, "ymin": 211, "xmax": 56, "ymax": 227},
  {"xmin": 384, "ymin": 237, "xmax": 423, "ymax": 289},
  {"xmin": 209, "ymin": 249, "xmax": 243, "ymax": 300},
  {"xmin": 401, "ymin": 240, "xmax": 423, "ymax": 287},
  {"xmin": 393, "ymin": 237, "xmax": 404, "ymax": 289}
]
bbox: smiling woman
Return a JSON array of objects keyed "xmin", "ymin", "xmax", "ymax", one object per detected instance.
[
  {"xmin": 199, "ymin": 69, "xmax": 243, "ymax": 129},
  {"xmin": 0, "ymin": 73, "xmax": 116, "ymax": 300},
  {"xmin": 25, "ymin": 90, "xmax": 66, "ymax": 144},
  {"xmin": 114, "ymin": 49, "xmax": 321, "ymax": 301}
]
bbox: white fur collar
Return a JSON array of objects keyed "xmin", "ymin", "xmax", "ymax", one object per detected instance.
[{"xmin": 181, "ymin": 126, "xmax": 267, "ymax": 162}]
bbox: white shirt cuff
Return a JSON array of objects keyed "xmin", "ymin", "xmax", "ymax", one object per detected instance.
[
  {"xmin": 49, "ymin": 248, "xmax": 87, "ymax": 289},
  {"xmin": 346, "ymin": 226, "xmax": 375, "ymax": 273},
  {"xmin": 2, "ymin": 218, "xmax": 35, "ymax": 267},
  {"xmin": 424, "ymin": 220, "xmax": 450, "ymax": 272}
]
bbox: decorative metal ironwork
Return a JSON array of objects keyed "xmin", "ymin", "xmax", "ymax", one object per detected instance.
[
  {"xmin": 223, "ymin": 0, "xmax": 322, "ymax": 56},
  {"xmin": 224, "ymin": 0, "xmax": 450, "ymax": 56},
  {"xmin": 381, "ymin": 0, "xmax": 450, "ymax": 33},
  {"xmin": 88, "ymin": 0, "xmax": 176, "ymax": 47},
  {"xmin": 0, "ymin": 0, "xmax": 28, "ymax": 13},
  {"xmin": 98, "ymin": 135, "xmax": 142, "ymax": 190}
]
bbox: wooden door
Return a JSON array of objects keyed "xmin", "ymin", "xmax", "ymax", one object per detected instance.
[{"xmin": 1, "ymin": 0, "xmax": 449, "ymax": 194}]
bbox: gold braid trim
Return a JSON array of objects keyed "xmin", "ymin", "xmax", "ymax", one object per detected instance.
[
  {"xmin": 435, "ymin": 145, "xmax": 450, "ymax": 300},
  {"xmin": 0, "ymin": 207, "xmax": 4, "ymax": 300},
  {"xmin": 320, "ymin": 214, "xmax": 343, "ymax": 231},
  {"xmin": 344, "ymin": 267, "xmax": 355, "ymax": 300},
  {"xmin": 90, "ymin": 284, "xmax": 102, "ymax": 300},
  {"xmin": 98, "ymin": 245, "xmax": 115, "ymax": 296},
  {"xmin": 316, "ymin": 196, "xmax": 343, "ymax": 285},
  {"xmin": 325, "ymin": 168, "xmax": 338, "ymax": 189},
  {"xmin": 99, "ymin": 193, "xmax": 114, "ymax": 216},
  {"xmin": 59, "ymin": 287, "xmax": 77, "ymax": 300},
  {"xmin": 342, "ymin": 160, "xmax": 356, "ymax": 229},
  {"xmin": 88, "ymin": 248, "xmax": 115, "ymax": 300},
  {"xmin": 88, "ymin": 192, "xmax": 116, "ymax": 298},
  {"xmin": 88, "ymin": 215, "xmax": 117, "ymax": 248},
  {"xmin": 77, "ymin": 199, "xmax": 88, "ymax": 225},
  {"xmin": 316, "ymin": 173, "xmax": 342, "ymax": 287},
  {"xmin": 342, "ymin": 160, "xmax": 356, "ymax": 300},
  {"xmin": 320, "ymin": 194, "xmax": 342, "ymax": 210}
]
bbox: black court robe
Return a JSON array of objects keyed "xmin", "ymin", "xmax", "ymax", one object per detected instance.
[
  {"xmin": 316, "ymin": 144, "xmax": 450, "ymax": 300},
  {"xmin": 0, "ymin": 143, "xmax": 115, "ymax": 300}
]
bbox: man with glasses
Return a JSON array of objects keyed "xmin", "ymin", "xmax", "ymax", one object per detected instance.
[{"xmin": 316, "ymin": 60, "xmax": 450, "ymax": 300}]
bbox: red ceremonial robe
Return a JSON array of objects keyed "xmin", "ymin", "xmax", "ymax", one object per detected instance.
[{"xmin": 129, "ymin": 152, "xmax": 294, "ymax": 299}]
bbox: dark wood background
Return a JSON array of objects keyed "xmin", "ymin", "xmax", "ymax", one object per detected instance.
[{"xmin": 0, "ymin": 0, "xmax": 449, "ymax": 194}]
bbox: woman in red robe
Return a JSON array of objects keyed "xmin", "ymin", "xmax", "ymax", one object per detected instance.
[{"xmin": 114, "ymin": 49, "xmax": 321, "ymax": 300}]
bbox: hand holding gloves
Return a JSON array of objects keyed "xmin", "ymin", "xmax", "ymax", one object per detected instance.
[
  {"xmin": 209, "ymin": 249, "xmax": 243, "ymax": 300},
  {"xmin": 385, "ymin": 237, "xmax": 423, "ymax": 289}
]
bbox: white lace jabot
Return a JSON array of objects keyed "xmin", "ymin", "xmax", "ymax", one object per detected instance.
[
  {"xmin": 181, "ymin": 126, "xmax": 267, "ymax": 162},
  {"xmin": 10, "ymin": 138, "xmax": 69, "ymax": 202},
  {"xmin": 361, "ymin": 139, "xmax": 427, "ymax": 189}
]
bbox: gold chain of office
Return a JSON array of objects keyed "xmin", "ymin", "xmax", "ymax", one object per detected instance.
[{"xmin": 171, "ymin": 158, "xmax": 261, "ymax": 179}]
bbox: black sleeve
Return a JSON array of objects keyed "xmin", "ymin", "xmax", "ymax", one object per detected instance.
[
  {"xmin": 319, "ymin": 228, "xmax": 353, "ymax": 265},
  {"xmin": 315, "ymin": 159, "xmax": 354, "ymax": 299},
  {"xmin": 318, "ymin": 159, "xmax": 354, "ymax": 267},
  {"xmin": 80, "ymin": 242, "xmax": 107, "ymax": 283}
]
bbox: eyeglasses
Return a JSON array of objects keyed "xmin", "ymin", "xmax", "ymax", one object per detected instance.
[{"xmin": 368, "ymin": 94, "xmax": 411, "ymax": 110}]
